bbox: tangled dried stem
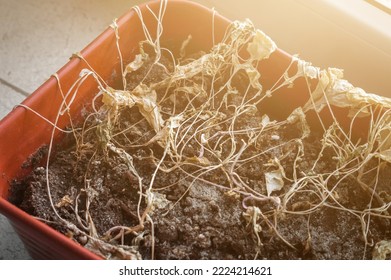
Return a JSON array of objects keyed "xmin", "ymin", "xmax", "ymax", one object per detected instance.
[{"xmin": 23, "ymin": 0, "xmax": 391, "ymax": 259}]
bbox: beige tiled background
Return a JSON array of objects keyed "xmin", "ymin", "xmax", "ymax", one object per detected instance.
[{"xmin": 1, "ymin": 0, "xmax": 390, "ymax": 259}]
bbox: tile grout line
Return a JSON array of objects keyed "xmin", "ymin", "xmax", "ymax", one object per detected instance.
[{"xmin": 0, "ymin": 77, "xmax": 30, "ymax": 97}]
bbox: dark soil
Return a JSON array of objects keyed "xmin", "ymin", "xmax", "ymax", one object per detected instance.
[
  {"xmin": 9, "ymin": 50, "xmax": 391, "ymax": 260},
  {"xmin": 10, "ymin": 134, "xmax": 391, "ymax": 260}
]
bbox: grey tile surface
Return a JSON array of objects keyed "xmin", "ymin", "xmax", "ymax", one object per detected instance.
[
  {"xmin": 0, "ymin": 84, "xmax": 26, "ymax": 120},
  {"xmin": 0, "ymin": 0, "xmax": 144, "ymax": 94},
  {"xmin": 0, "ymin": 216, "xmax": 31, "ymax": 260}
]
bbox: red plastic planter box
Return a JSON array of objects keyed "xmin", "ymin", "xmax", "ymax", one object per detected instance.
[{"xmin": 0, "ymin": 0, "xmax": 365, "ymax": 259}]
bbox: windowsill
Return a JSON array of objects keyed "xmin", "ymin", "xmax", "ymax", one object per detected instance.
[
  {"xmin": 366, "ymin": 0, "xmax": 391, "ymax": 15},
  {"xmin": 204, "ymin": 0, "xmax": 391, "ymax": 97},
  {"xmin": 298, "ymin": 0, "xmax": 391, "ymax": 56}
]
